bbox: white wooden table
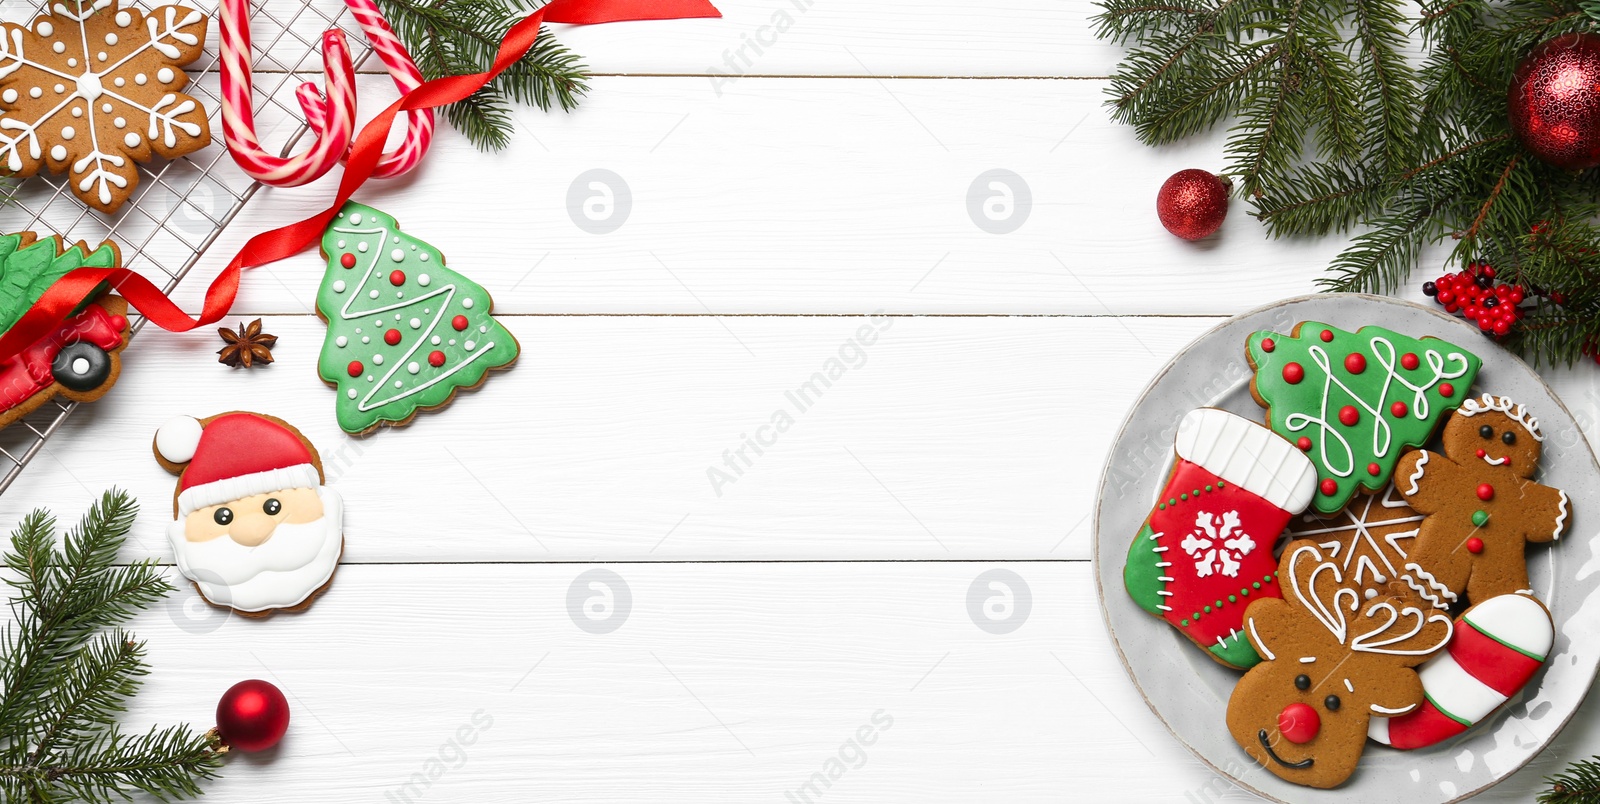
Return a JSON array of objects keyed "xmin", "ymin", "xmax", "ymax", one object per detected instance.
[{"xmin": 5, "ymin": 1, "xmax": 1600, "ymax": 800}]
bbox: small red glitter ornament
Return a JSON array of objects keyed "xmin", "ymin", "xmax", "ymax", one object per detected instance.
[
  {"xmin": 216, "ymin": 680, "xmax": 290, "ymax": 752},
  {"xmin": 1510, "ymin": 33, "xmax": 1600, "ymax": 169},
  {"xmin": 1156, "ymin": 169, "xmax": 1231, "ymax": 241}
]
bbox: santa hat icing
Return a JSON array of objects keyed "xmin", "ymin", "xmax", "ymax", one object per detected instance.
[
  {"xmin": 1174, "ymin": 408, "xmax": 1318, "ymax": 514},
  {"xmin": 156, "ymin": 414, "xmax": 321, "ymax": 516}
]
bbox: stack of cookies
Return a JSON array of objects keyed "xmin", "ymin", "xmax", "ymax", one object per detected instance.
[{"xmin": 1122, "ymin": 321, "xmax": 1572, "ymax": 789}]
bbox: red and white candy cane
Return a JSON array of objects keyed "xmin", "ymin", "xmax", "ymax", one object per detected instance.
[{"xmin": 219, "ymin": 0, "xmax": 434, "ymax": 185}]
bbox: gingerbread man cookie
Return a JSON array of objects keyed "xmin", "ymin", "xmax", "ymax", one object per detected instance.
[
  {"xmin": 1394, "ymin": 394, "xmax": 1570, "ymax": 602},
  {"xmin": 1228, "ymin": 544, "xmax": 1452, "ymax": 789}
]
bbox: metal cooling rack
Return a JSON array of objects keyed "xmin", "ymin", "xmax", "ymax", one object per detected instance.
[{"xmin": 0, "ymin": 0, "xmax": 375, "ymax": 494}]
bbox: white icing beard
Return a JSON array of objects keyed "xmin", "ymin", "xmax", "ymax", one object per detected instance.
[{"xmin": 167, "ymin": 487, "xmax": 344, "ymax": 612}]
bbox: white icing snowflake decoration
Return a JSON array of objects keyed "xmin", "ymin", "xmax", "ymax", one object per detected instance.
[
  {"xmin": 1180, "ymin": 509, "xmax": 1255, "ymax": 578},
  {"xmin": 0, "ymin": 0, "xmax": 210, "ymax": 213}
]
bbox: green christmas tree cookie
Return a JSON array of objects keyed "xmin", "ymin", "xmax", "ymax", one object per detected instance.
[
  {"xmin": 316, "ymin": 203, "xmax": 519, "ymax": 434},
  {"xmin": 1246, "ymin": 322, "xmax": 1481, "ymax": 515}
]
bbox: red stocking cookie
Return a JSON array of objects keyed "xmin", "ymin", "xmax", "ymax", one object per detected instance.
[
  {"xmin": 1370, "ymin": 593, "xmax": 1552, "ymax": 749},
  {"xmin": 1393, "ymin": 394, "xmax": 1571, "ymax": 602},
  {"xmin": 1124, "ymin": 408, "xmax": 1318, "ymax": 669},
  {"xmin": 1229, "ymin": 544, "xmax": 1452, "ymax": 789}
]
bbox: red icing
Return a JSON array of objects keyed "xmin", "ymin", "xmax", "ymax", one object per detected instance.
[
  {"xmin": 0, "ymin": 302, "xmax": 126, "ymax": 412},
  {"xmin": 1475, "ymin": 448, "xmax": 1487, "ymax": 459},
  {"xmin": 1283, "ymin": 362, "xmax": 1305, "ymax": 384},
  {"xmin": 1477, "ymin": 483, "xmax": 1495, "ymax": 501},
  {"xmin": 1320, "ymin": 478, "xmax": 1338, "ymax": 496},
  {"xmin": 428, "ymin": 350, "xmax": 446, "ymax": 367},
  {"xmin": 452, "ymin": 315, "xmax": 469, "ymax": 331},
  {"xmin": 1391, "ymin": 401, "xmax": 1409, "ymax": 418},
  {"xmin": 389, "ymin": 270, "xmax": 406, "ymax": 286},
  {"xmin": 1448, "ymin": 621, "xmax": 1542, "ymax": 697},
  {"xmin": 1367, "ymin": 462, "xmax": 1381, "ymax": 476},
  {"xmin": 1401, "ymin": 352, "xmax": 1420, "ymax": 370},
  {"xmin": 1319, "ymin": 329, "xmax": 1334, "ymax": 342},
  {"xmin": 1440, "ymin": 382, "xmax": 1455, "ymax": 397},
  {"xmin": 1338, "ymin": 405, "xmax": 1360, "ymax": 426},
  {"xmin": 1278, "ymin": 703, "xmax": 1320, "ymax": 743},
  {"xmin": 340, "ymin": 253, "xmax": 355, "ymax": 269},
  {"xmin": 1466, "ymin": 537, "xmax": 1484, "ymax": 554},
  {"xmin": 384, "ymin": 329, "xmax": 402, "ymax": 346},
  {"xmin": 176, "ymin": 413, "xmax": 314, "ymax": 492},
  {"xmin": 1345, "ymin": 352, "xmax": 1367, "ymax": 374},
  {"xmin": 1151, "ymin": 460, "xmax": 1286, "ymax": 648},
  {"xmin": 347, "ymin": 360, "xmax": 363, "ymax": 377},
  {"xmin": 1384, "ymin": 700, "xmax": 1467, "ymax": 749},
  {"xmin": 1261, "ymin": 338, "xmax": 1276, "ymax": 353},
  {"xmin": 1296, "ymin": 437, "xmax": 1312, "ymax": 451}
]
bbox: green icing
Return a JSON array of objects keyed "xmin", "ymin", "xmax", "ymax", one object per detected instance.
[
  {"xmin": 1123, "ymin": 523, "xmax": 1167, "ymax": 616},
  {"xmin": 316, "ymin": 203, "xmax": 520, "ymax": 434},
  {"xmin": 1247, "ymin": 322, "xmax": 1481, "ymax": 515},
  {"xmin": 0, "ymin": 235, "xmax": 117, "ymax": 332},
  {"xmin": 1208, "ymin": 630, "xmax": 1262, "ymax": 668}
]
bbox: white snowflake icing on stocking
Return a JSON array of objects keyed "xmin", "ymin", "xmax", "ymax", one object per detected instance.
[
  {"xmin": 0, "ymin": 0, "xmax": 209, "ymax": 213},
  {"xmin": 1180, "ymin": 510, "xmax": 1255, "ymax": 578}
]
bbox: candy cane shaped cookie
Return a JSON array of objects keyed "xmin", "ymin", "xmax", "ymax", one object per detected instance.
[
  {"xmin": 341, "ymin": 0, "xmax": 434, "ymax": 178},
  {"xmin": 219, "ymin": 0, "xmax": 358, "ymax": 186}
]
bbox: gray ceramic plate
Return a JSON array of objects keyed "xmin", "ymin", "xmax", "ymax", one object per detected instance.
[{"xmin": 1093, "ymin": 293, "xmax": 1600, "ymax": 803}]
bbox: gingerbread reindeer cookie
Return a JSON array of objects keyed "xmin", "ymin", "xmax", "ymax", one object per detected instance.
[
  {"xmin": 1228, "ymin": 544, "xmax": 1452, "ymax": 789},
  {"xmin": 1393, "ymin": 394, "xmax": 1571, "ymax": 602}
]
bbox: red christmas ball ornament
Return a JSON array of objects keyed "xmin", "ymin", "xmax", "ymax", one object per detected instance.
[
  {"xmin": 1156, "ymin": 169, "xmax": 1231, "ymax": 241},
  {"xmin": 216, "ymin": 680, "xmax": 290, "ymax": 752},
  {"xmin": 1510, "ymin": 33, "xmax": 1600, "ymax": 169}
]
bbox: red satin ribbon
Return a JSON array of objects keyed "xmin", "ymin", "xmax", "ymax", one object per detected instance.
[{"xmin": 0, "ymin": 0, "xmax": 720, "ymax": 363}]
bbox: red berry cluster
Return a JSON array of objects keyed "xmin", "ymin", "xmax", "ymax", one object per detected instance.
[{"xmin": 1422, "ymin": 263, "xmax": 1526, "ymax": 339}]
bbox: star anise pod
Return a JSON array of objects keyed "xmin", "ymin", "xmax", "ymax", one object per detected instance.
[{"xmin": 217, "ymin": 319, "xmax": 278, "ymax": 368}]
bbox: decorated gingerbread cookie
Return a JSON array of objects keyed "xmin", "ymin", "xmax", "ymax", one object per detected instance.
[
  {"xmin": 1228, "ymin": 544, "xmax": 1452, "ymax": 789},
  {"xmin": 316, "ymin": 203, "xmax": 520, "ymax": 434},
  {"xmin": 1246, "ymin": 322, "xmax": 1482, "ymax": 515},
  {"xmin": 0, "ymin": 232, "xmax": 130, "ymax": 428},
  {"xmin": 1284, "ymin": 485, "xmax": 1457, "ymax": 610},
  {"xmin": 1394, "ymin": 394, "xmax": 1571, "ymax": 602},
  {"xmin": 1124, "ymin": 407, "xmax": 1318, "ymax": 669},
  {"xmin": 153, "ymin": 412, "xmax": 344, "ymax": 615},
  {"xmin": 1370, "ymin": 592, "xmax": 1553, "ymax": 750},
  {"xmin": 0, "ymin": 0, "xmax": 211, "ymax": 213}
]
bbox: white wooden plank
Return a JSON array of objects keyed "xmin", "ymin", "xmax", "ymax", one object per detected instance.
[
  {"xmin": 0, "ymin": 314, "xmax": 1214, "ymax": 563},
  {"xmin": 106, "ymin": 562, "xmax": 1585, "ymax": 802},
  {"xmin": 178, "ymin": 76, "xmax": 1447, "ymax": 318}
]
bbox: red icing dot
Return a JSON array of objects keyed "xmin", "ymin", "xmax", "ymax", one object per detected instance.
[
  {"xmin": 1401, "ymin": 352, "xmax": 1420, "ymax": 370},
  {"xmin": 1391, "ymin": 401, "xmax": 1409, "ymax": 418},
  {"xmin": 1296, "ymin": 437, "xmax": 1312, "ymax": 451},
  {"xmin": 384, "ymin": 329, "xmax": 402, "ymax": 346},
  {"xmin": 340, "ymin": 253, "xmax": 355, "ymax": 269},
  {"xmin": 1261, "ymin": 338, "xmax": 1276, "ymax": 353},
  {"xmin": 346, "ymin": 360, "xmax": 363, "ymax": 377},
  {"xmin": 1466, "ymin": 537, "xmax": 1484, "ymax": 554},
  {"xmin": 452, "ymin": 315, "xmax": 469, "ymax": 331},
  {"xmin": 389, "ymin": 270, "xmax": 406, "ymax": 286},
  {"xmin": 1283, "ymin": 362, "xmax": 1305, "ymax": 384},
  {"xmin": 1320, "ymin": 478, "xmax": 1338, "ymax": 496},
  {"xmin": 1367, "ymin": 462, "xmax": 1381, "ymax": 476},
  {"xmin": 428, "ymin": 350, "xmax": 446, "ymax": 367},
  {"xmin": 1319, "ymin": 329, "xmax": 1334, "ymax": 342},
  {"xmin": 109, "ymin": 315, "xmax": 128, "ymax": 331},
  {"xmin": 1344, "ymin": 353, "xmax": 1367, "ymax": 374},
  {"xmin": 1477, "ymin": 483, "xmax": 1495, "ymax": 501},
  {"xmin": 1440, "ymin": 382, "xmax": 1455, "ymax": 397},
  {"xmin": 1476, "ymin": 448, "xmax": 1487, "ymax": 459},
  {"xmin": 1338, "ymin": 405, "xmax": 1360, "ymax": 427},
  {"xmin": 1279, "ymin": 703, "xmax": 1320, "ymax": 744}
]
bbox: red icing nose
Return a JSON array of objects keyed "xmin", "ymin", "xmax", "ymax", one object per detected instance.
[{"xmin": 1278, "ymin": 702, "xmax": 1320, "ymax": 744}]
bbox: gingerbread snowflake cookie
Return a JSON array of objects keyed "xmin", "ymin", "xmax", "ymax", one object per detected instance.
[{"xmin": 0, "ymin": 0, "xmax": 210, "ymax": 213}]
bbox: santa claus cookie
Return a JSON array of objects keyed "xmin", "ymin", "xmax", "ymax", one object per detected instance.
[
  {"xmin": 1124, "ymin": 407, "xmax": 1318, "ymax": 669},
  {"xmin": 152, "ymin": 412, "xmax": 344, "ymax": 615},
  {"xmin": 1246, "ymin": 322, "xmax": 1482, "ymax": 515},
  {"xmin": 1393, "ymin": 394, "xmax": 1571, "ymax": 602}
]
